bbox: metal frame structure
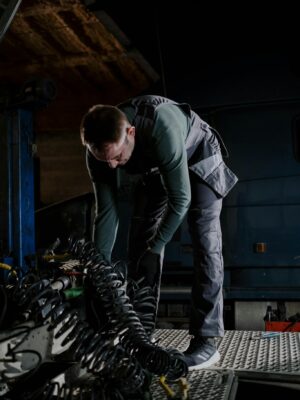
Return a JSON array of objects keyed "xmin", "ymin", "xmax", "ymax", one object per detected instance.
[{"xmin": 0, "ymin": 109, "xmax": 35, "ymax": 272}]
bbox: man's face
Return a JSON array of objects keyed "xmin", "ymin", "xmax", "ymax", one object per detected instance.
[{"xmin": 88, "ymin": 125, "xmax": 135, "ymax": 168}]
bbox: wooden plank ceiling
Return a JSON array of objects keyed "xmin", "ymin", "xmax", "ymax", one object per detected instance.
[{"xmin": 0, "ymin": 0, "xmax": 159, "ymax": 131}]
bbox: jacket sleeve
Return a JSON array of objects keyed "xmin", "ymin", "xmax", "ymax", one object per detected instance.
[
  {"xmin": 86, "ymin": 150, "xmax": 119, "ymax": 262},
  {"xmin": 149, "ymin": 105, "xmax": 191, "ymax": 254}
]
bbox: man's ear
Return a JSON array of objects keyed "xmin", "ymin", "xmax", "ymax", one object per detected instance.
[{"xmin": 128, "ymin": 126, "xmax": 135, "ymax": 137}]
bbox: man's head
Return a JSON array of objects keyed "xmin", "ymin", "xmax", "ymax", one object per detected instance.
[{"xmin": 80, "ymin": 105, "xmax": 135, "ymax": 168}]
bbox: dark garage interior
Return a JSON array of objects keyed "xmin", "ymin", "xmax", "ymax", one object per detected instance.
[{"xmin": 1, "ymin": 1, "xmax": 300, "ymax": 399}]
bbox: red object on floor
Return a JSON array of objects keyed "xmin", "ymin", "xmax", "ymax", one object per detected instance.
[{"xmin": 265, "ymin": 321, "xmax": 300, "ymax": 332}]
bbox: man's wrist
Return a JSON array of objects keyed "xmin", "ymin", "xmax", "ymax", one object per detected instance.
[{"xmin": 148, "ymin": 242, "xmax": 163, "ymax": 255}]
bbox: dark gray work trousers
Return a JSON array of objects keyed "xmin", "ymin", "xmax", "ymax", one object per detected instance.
[{"xmin": 127, "ymin": 170, "xmax": 224, "ymax": 338}]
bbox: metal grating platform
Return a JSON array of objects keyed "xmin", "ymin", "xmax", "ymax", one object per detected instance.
[
  {"xmin": 153, "ymin": 329, "xmax": 300, "ymax": 378},
  {"xmin": 154, "ymin": 329, "xmax": 190, "ymax": 352},
  {"xmin": 217, "ymin": 330, "xmax": 300, "ymax": 375},
  {"xmin": 151, "ymin": 370, "xmax": 236, "ymax": 400}
]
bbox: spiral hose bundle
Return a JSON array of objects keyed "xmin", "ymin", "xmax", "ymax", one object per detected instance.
[
  {"xmin": 69, "ymin": 238, "xmax": 188, "ymax": 381},
  {"xmin": 126, "ymin": 277, "xmax": 157, "ymax": 335},
  {"xmin": 6, "ymin": 272, "xmax": 148, "ymax": 399},
  {"xmin": 1, "ymin": 238, "xmax": 188, "ymax": 399}
]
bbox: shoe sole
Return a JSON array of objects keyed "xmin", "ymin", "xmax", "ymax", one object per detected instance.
[{"xmin": 188, "ymin": 350, "xmax": 221, "ymax": 371}]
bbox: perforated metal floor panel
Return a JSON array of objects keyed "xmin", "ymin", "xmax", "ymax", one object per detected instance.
[
  {"xmin": 153, "ymin": 329, "xmax": 300, "ymax": 378},
  {"xmin": 151, "ymin": 369, "xmax": 236, "ymax": 400},
  {"xmin": 154, "ymin": 329, "xmax": 190, "ymax": 352},
  {"xmin": 217, "ymin": 330, "xmax": 300, "ymax": 375}
]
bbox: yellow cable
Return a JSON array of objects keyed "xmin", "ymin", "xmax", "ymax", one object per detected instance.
[
  {"xmin": 0, "ymin": 263, "xmax": 17, "ymax": 276},
  {"xmin": 0, "ymin": 263, "xmax": 13, "ymax": 271},
  {"xmin": 159, "ymin": 376, "xmax": 190, "ymax": 399},
  {"xmin": 159, "ymin": 376, "xmax": 176, "ymax": 397}
]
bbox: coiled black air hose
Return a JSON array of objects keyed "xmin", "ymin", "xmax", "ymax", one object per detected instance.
[
  {"xmin": 69, "ymin": 238, "xmax": 188, "ymax": 381},
  {"xmin": 5, "ymin": 238, "xmax": 187, "ymax": 399},
  {"xmin": 8, "ymin": 270, "xmax": 148, "ymax": 399}
]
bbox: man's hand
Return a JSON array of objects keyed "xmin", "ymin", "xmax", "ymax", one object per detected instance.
[{"xmin": 136, "ymin": 250, "xmax": 160, "ymax": 287}]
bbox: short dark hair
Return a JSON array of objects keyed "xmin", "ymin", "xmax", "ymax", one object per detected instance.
[{"xmin": 80, "ymin": 105, "xmax": 128, "ymax": 148}]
